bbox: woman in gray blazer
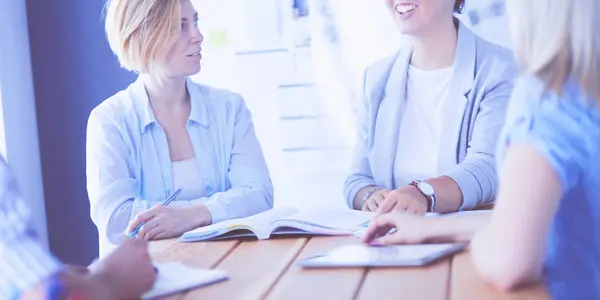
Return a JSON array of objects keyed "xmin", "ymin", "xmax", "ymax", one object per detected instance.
[{"xmin": 344, "ymin": 0, "xmax": 516, "ymax": 214}]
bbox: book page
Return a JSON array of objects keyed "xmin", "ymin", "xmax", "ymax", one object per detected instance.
[
  {"xmin": 356, "ymin": 212, "xmax": 439, "ymax": 228},
  {"xmin": 235, "ymin": 207, "xmax": 299, "ymax": 237},
  {"xmin": 182, "ymin": 207, "xmax": 298, "ymax": 240},
  {"xmin": 276, "ymin": 209, "xmax": 374, "ymax": 231}
]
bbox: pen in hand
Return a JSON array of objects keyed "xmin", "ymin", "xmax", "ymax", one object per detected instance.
[{"xmin": 128, "ymin": 188, "xmax": 183, "ymax": 238}]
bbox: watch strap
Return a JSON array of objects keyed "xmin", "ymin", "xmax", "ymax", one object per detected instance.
[{"xmin": 409, "ymin": 180, "xmax": 436, "ymax": 212}]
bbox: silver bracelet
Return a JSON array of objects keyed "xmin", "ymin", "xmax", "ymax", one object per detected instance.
[{"xmin": 362, "ymin": 186, "xmax": 382, "ymax": 204}]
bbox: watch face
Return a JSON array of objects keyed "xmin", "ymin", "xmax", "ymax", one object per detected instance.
[{"xmin": 418, "ymin": 182, "xmax": 435, "ymax": 196}]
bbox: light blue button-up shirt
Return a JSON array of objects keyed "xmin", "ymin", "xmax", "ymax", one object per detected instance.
[{"xmin": 86, "ymin": 78, "xmax": 273, "ymax": 256}]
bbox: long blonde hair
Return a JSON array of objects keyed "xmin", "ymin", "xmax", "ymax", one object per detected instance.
[{"xmin": 506, "ymin": 0, "xmax": 600, "ymax": 101}]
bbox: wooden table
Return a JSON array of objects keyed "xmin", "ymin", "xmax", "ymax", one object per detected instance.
[{"xmin": 150, "ymin": 236, "xmax": 548, "ymax": 300}]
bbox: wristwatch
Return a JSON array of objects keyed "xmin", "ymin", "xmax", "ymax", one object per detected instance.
[{"xmin": 409, "ymin": 180, "xmax": 437, "ymax": 212}]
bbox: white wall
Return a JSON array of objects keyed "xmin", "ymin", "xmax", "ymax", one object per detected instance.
[{"xmin": 0, "ymin": 0, "xmax": 48, "ymax": 247}]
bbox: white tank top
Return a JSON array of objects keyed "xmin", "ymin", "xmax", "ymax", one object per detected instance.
[{"xmin": 171, "ymin": 157, "xmax": 205, "ymax": 201}]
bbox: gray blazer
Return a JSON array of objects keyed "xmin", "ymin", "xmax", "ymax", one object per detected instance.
[{"xmin": 344, "ymin": 22, "xmax": 517, "ymax": 210}]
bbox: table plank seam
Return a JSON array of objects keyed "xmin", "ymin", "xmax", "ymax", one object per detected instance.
[
  {"xmin": 180, "ymin": 240, "xmax": 241, "ymax": 298},
  {"xmin": 261, "ymin": 238, "xmax": 310, "ymax": 300},
  {"xmin": 211, "ymin": 240, "xmax": 242, "ymax": 268},
  {"xmin": 351, "ymin": 268, "xmax": 369, "ymax": 300},
  {"xmin": 446, "ymin": 256, "xmax": 454, "ymax": 300},
  {"xmin": 150, "ymin": 239, "xmax": 180, "ymax": 257}
]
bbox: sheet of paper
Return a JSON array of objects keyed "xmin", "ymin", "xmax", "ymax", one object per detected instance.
[
  {"xmin": 182, "ymin": 207, "xmax": 298, "ymax": 238},
  {"xmin": 282, "ymin": 209, "xmax": 374, "ymax": 230},
  {"xmin": 142, "ymin": 262, "xmax": 227, "ymax": 299},
  {"xmin": 352, "ymin": 211, "xmax": 490, "ymax": 237},
  {"xmin": 239, "ymin": 207, "xmax": 299, "ymax": 231},
  {"xmin": 356, "ymin": 212, "xmax": 438, "ymax": 228}
]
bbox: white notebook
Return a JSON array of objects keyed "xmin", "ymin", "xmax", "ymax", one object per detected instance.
[
  {"xmin": 142, "ymin": 262, "xmax": 228, "ymax": 299},
  {"xmin": 180, "ymin": 207, "xmax": 373, "ymax": 242}
]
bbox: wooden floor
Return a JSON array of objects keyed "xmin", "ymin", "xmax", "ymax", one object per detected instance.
[{"xmin": 150, "ymin": 236, "xmax": 549, "ymax": 300}]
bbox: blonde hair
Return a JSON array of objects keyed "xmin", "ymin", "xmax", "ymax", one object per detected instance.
[
  {"xmin": 506, "ymin": 0, "xmax": 600, "ymax": 101},
  {"xmin": 104, "ymin": 0, "xmax": 181, "ymax": 75}
]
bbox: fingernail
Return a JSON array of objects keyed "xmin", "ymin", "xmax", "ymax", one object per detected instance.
[{"xmin": 369, "ymin": 240, "xmax": 382, "ymax": 246}]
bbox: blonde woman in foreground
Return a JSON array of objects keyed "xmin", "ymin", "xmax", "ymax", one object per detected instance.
[
  {"xmin": 363, "ymin": 0, "xmax": 600, "ymax": 298},
  {"xmin": 87, "ymin": 0, "xmax": 273, "ymax": 256}
]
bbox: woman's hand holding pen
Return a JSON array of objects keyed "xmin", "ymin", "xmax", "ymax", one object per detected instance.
[{"xmin": 127, "ymin": 204, "xmax": 212, "ymax": 240}]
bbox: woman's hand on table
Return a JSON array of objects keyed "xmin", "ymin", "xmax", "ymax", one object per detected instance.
[
  {"xmin": 375, "ymin": 186, "xmax": 429, "ymax": 216},
  {"xmin": 361, "ymin": 211, "xmax": 436, "ymax": 245},
  {"xmin": 362, "ymin": 210, "xmax": 491, "ymax": 246},
  {"xmin": 127, "ymin": 204, "xmax": 212, "ymax": 240},
  {"xmin": 361, "ymin": 188, "xmax": 392, "ymax": 212}
]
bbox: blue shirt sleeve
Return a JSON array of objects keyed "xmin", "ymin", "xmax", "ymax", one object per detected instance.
[
  {"xmin": 202, "ymin": 95, "xmax": 274, "ymax": 223},
  {"xmin": 501, "ymin": 76, "xmax": 593, "ymax": 193}
]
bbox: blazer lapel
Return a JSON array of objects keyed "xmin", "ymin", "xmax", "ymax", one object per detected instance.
[
  {"xmin": 437, "ymin": 22, "xmax": 477, "ymax": 173},
  {"xmin": 370, "ymin": 48, "xmax": 412, "ymax": 188}
]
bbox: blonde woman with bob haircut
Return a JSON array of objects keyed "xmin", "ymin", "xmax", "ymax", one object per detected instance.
[
  {"xmin": 87, "ymin": 0, "xmax": 273, "ymax": 256},
  {"xmin": 362, "ymin": 0, "xmax": 600, "ymax": 297}
]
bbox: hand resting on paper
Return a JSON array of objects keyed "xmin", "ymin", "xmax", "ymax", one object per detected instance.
[{"xmin": 127, "ymin": 204, "xmax": 212, "ymax": 240}]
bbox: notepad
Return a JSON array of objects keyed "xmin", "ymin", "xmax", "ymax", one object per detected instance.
[
  {"xmin": 142, "ymin": 262, "xmax": 228, "ymax": 299},
  {"xmin": 180, "ymin": 207, "xmax": 373, "ymax": 242},
  {"xmin": 298, "ymin": 243, "xmax": 466, "ymax": 268}
]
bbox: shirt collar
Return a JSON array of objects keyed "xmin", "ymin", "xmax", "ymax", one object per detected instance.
[
  {"xmin": 185, "ymin": 77, "xmax": 209, "ymax": 128},
  {"xmin": 131, "ymin": 77, "xmax": 209, "ymax": 133}
]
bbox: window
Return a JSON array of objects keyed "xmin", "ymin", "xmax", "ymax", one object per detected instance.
[{"xmin": 190, "ymin": 0, "xmax": 355, "ymax": 210}]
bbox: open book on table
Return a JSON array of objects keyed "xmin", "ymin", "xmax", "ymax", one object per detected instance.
[{"xmin": 180, "ymin": 207, "xmax": 374, "ymax": 242}]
